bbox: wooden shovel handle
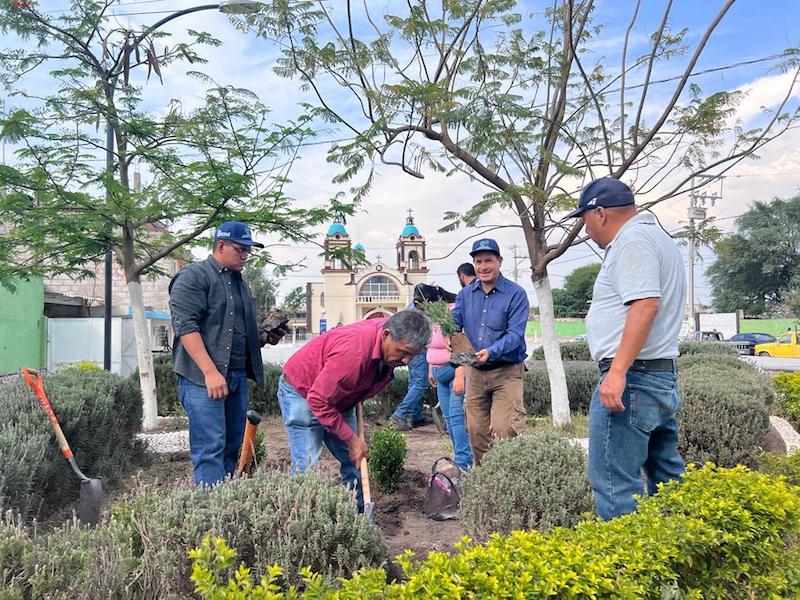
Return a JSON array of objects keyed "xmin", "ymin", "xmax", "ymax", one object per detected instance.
[
  {"xmin": 21, "ymin": 368, "xmax": 74, "ymax": 459},
  {"xmin": 355, "ymin": 403, "xmax": 372, "ymax": 505}
]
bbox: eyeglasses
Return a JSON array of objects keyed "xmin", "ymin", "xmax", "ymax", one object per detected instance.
[{"xmin": 223, "ymin": 242, "xmax": 254, "ymax": 256}]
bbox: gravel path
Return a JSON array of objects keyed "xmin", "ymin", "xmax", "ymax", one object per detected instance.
[{"xmin": 136, "ymin": 430, "xmax": 189, "ymax": 454}]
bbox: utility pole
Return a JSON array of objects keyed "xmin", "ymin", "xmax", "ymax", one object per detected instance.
[
  {"xmin": 687, "ymin": 175, "xmax": 722, "ymax": 334},
  {"xmin": 510, "ymin": 245, "xmax": 526, "ymax": 283}
]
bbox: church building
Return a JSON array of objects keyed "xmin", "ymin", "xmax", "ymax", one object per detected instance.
[{"xmin": 306, "ymin": 210, "xmax": 429, "ymax": 334}]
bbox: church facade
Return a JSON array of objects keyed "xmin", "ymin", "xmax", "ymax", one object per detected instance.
[{"xmin": 306, "ymin": 211, "xmax": 429, "ymax": 334}]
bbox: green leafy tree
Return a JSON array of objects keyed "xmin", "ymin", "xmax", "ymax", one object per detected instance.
[
  {"xmin": 245, "ymin": 0, "xmax": 800, "ymax": 426},
  {"xmin": 0, "ymin": 1, "xmax": 350, "ymax": 427},
  {"xmin": 282, "ymin": 285, "xmax": 307, "ymax": 317},
  {"xmin": 243, "ymin": 264, "xmax": 279, "ymax": 324},
  {"xmin": 552, "ymin": 263, "xmax": 600, "ymax": 318},
  {"xmin": 708, "ymin": 196, "xmax": 800, "ymax": 316}
]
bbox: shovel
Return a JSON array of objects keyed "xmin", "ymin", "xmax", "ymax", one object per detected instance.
[
  {"xmin": 21, "ymin": 368, "xmax": 103, "ymax": 526},
  {"xmin": 355, "ymin": 403, "xmax": 375, "ymax": 523}
]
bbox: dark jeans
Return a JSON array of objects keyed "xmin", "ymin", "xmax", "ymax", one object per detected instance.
[
  {"xmin": 588, "ymin": 369, "xmax": 685, "ymax": 520},
  {"xmin": 179, "ymin": 370, "xmax": 249, "ymax": 487}
]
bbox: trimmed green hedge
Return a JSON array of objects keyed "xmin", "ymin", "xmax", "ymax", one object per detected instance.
[
  {"xmin": 363, "ymin": 368, "xmax": 438, "ymax": 418},
  {"xmin": 0, "ymin": 369, "xmax": 146, "ymax": 520},
  {"xmin": 190, "ymin": 465, "xmax": 800, "ymax": 598},
  {"xmin": 677, "ymin": 359, "xmax": 772, "ymax": 467},
  {"xmin": 530, "ymin": 340, "xmax": 591, "ymax": 361},
  {"xmin": 460, "ymin": 433, "xmax": 593, "ymax": 540},
  {"xmin": 678, "ymin": 340, "xmax": 738, "ymax": 356},
  {"xmin": 132, "ymin": 356, "xmax": 284, "ymax": 417},
  {"xmin": 523, "ymin": 360, "xmax": 597, "ymax": 415}
]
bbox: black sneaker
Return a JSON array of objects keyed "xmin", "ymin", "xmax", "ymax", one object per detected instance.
[
  {"xmin": 390, "ymin": 415, "xmax": 412, "ymax": 431},
  {"xmin": 411, "ymin": 416, "xmax": 434, "ymax": 428}
]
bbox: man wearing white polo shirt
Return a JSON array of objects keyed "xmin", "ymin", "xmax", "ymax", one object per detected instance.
[{"xmin": 567, "ymin": 177, "xmax": 686, "ymax": 520}]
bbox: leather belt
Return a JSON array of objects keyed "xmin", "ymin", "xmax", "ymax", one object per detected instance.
[
  {"xmin": 598, "ymin": 358, "xmax": 676, "ymax": 374},
  {"xmin": 473, "ymin": 361, "xmax": 518, "ymax": 371}
]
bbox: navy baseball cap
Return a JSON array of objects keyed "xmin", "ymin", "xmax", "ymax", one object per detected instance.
[
  {"xmin": 566, "ymin": 177, "xmax": 635, "ymax": 218},
  {"xmin": 214, "ymin": 221, "xmax": 264, "ymax": 248},
  {"xmin": 470, "ymin": 238, "xmax": 501, "ymax": 257}
]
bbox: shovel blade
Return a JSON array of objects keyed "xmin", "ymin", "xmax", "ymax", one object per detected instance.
[
  {"xmin": 363, "ymin": 502, "xmax": 376, "ymax": 524},
  {"xmin": 78, "ymin": 478, "xmax": 103, "ymax": 526}
]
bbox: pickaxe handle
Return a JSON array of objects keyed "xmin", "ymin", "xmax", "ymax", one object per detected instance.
[{"xmin": 236, "ymin": 409, "xmax": 262, "ymax": 477}]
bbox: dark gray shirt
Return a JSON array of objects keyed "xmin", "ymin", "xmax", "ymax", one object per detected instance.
[
  {"xmin": 229, "ymin": 276, "xmax": 248, "ymax": 370},
  {"xmin": 169, "ymin": 256, "xmax": 264, "ymax": 388}
]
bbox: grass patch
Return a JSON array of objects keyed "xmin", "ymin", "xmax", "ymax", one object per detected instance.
[{"xmin": 527, "ymin": 413, "xmax": 589, "ymax": 438}]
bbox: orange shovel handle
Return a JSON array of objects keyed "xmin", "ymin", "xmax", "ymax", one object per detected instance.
[{"xmin": 21, "ymin": 367, "xmax": 74, "ymax": 459}]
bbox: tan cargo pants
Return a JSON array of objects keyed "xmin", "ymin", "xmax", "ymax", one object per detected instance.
[{"xmin": 465, "ymin": 362, "xmax": 527, "ymax": 465}]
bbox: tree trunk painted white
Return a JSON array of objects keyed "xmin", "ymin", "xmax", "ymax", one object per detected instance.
[
  {"xmin": 533, "ymin": 274, "xmax": 571, "ymax": 428},
  {"xmin": 128, "ymin": 280, "xmax": 158, "ymax": 430}
]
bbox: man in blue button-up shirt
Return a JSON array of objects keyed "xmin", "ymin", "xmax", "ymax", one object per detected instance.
[{"xmin": 452, "ymin": 238, "xmax": 529, "ymax": 464}]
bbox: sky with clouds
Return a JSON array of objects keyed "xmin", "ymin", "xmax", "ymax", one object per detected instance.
[{"xmin": 2, "ymin": 0, "xmax": 799, "ymax": 307}]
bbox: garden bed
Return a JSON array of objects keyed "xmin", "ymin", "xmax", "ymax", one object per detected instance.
[{"xmin": 125, "ymin": 416, "xmax": 467, "ymax": 559}]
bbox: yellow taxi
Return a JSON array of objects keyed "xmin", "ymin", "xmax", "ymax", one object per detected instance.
[{"xmin": 754, "ymin": 329, "xmax": 800, "ymax": 358}]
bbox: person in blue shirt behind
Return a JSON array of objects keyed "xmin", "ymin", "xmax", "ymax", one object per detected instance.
[{"xmin": 452, "ymin": 239, "xmax": 530, "ymax": 465}]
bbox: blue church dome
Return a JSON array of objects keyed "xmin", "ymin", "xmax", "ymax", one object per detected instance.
[
  {"xmin": 354, "ymin": 243, "xmax": 365, "ymax": 252},
  {"xmin": 401, "ymin": 224, "xmax": 420, "ymax": 237},
  {"xmin": 400, "ymin": 208, "xmax": 421, "ymax": 238},
  {"xmin": 327, "ymin": 222, "xmax": 348, "ymax": 236}
]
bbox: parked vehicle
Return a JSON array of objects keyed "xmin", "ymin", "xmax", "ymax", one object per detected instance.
[
  {"xmin": 727, "ymin": 332, "xmax": 776, "ymax": 356},
  {"xmin": 754, "ymin": 329, "xmax": 800, "ymax": 358},
  {"xmin": 690, "ymin": 330, "xmax": 724, "ymax": 342}
]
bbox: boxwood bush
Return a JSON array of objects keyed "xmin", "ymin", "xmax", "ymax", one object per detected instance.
[
  {"xmin": 0, "ymin": 369, "xmax": 146, "ymax": 520},
  {"xmin": 363, "ymin": 368, "xmax": 438, "ymax": 418},
  {"xmin": 523, "ymin": 360, "xmax": 598, "ymax": 415},
  {"xmin": 368, "ymin": 426, "xmax": 407, "ymax": 493},
  {"xmin": 132, "ymin": 356, "xmax": 285, "ymax": 417},
  {"xmin": 459, "ymin": 433, "xmax": 593, "ymax": 540},
  {"xmin": 190, "ymin": 465, "xmax": 800, "ymax": 599},
  {"xmin": 678, "ymin": 340, "xmax": 738, "ymax": 356},
  {"xmin": 116, "ymin": 470, "xmax": 387, "ymax": 596},
  {"xmin": 677, "ymin": 359, "xmax": 772, "ymax": 467},
  {"xmin": 530, "ymin": 340, "xmax": 591, "ymax": 361},
  {"xmin": 773, "ymin": 370, "xmax": 800, "ymax": 429}
]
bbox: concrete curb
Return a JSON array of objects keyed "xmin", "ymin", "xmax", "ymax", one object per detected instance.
[{"xmin": 767, "ymin": 416, "xmax": 800, "ymax": 456}]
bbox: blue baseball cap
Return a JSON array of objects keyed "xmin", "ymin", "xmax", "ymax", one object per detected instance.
[
  {"xmin": 213, "ymin": 221, "xmax": 264, "ymax": 248},
  {"xmin": 470, "ymin": 238, "xmax": 501, "ymax": 257},
  {"xmin": 566, "ymin": 177, "xmax": 635, "ymax": 218}
]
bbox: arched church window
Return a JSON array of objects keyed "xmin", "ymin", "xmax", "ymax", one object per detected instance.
[{"xmin": 360, "ymin": 275, "xmax": 399, "ymax": 299}]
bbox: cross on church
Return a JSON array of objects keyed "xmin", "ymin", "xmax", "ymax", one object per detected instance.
[
  {"xmin": 375, "ymin": 253, "xmax": 382, "ymax": 263},
  {"xmin": 406, "ymin": 208, "xmax": 414, "ymax": 222}
]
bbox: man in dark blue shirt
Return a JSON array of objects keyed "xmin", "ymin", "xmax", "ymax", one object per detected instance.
[{"xmin": 452, "ymin": 238, "xmax": 529, "ymax": 464}]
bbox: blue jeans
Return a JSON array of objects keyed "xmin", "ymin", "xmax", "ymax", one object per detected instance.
[
  {"xmin": 432, "ymin": 364, "xmax": 473, "ymax": 469},
  {"xmin": 392, "ymin": 351, "xmax": 429, "ymax": 422},
  {"xmin": 277, "ymin": 376, "xmax": 363, "ymax": 510},
  {"xmin": 588, "ymin": 369, "xmax": 685, "ymax": 520},
  {"xmin": 179, "ymin": 370, "xmax": 249, "ymax": 487}
]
